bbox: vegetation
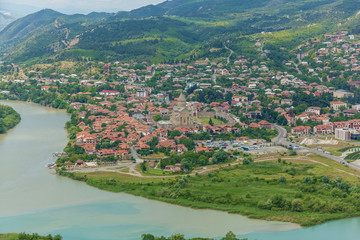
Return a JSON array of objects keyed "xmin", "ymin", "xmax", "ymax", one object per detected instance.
[
  {"xmin": 0, "ymin": 104, "xmax": 21, "ymax": 133},
  {"xmin": 141, "ymin": 231, "xmax": 246, "ymax": 240},
  {"xmin": 1, "ymin": 0, "xmax": 356, "ymax": 63},
  {"xmin": 63, "ymin": 155, "xmax": 360, "ymax": 226},
  {"xmin": 0, "ymin": 233, "xmax": 62, "ymax": 240}
]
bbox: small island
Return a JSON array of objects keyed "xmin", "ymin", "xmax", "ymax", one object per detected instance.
[{"xmin": 0, "ymin": 104, "xmax": 21, "ymax": 134}]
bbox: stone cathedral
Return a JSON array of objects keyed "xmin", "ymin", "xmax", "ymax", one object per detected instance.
[{"xmin": 170, "ymin": 93, "xmax": 198, "ymax": 126}]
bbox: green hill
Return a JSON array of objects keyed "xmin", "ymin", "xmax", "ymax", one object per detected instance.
[{"xmin": 1, "ymin": 0, "xmax": 360, "ymax": 63}]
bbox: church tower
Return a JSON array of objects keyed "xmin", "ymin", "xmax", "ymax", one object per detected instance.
[{"xmin": 178, "ymin": 92, "xmax": 186, "ymax": 108}]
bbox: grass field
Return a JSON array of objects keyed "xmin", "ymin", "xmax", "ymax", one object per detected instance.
[
  {"xmin": 0, "ymin": 234, "xmax": 18, "ymax": 240},
  {"xmin": 142, "ymin": 153, "xmax": 166, "ymax": 159},
  {"xmin": 195, "ymin": 117, "xmax": 225, "ymax": 125},
  {"xmin": 65, "ymin": 154, "xmax": 360, "ymax": 226}
]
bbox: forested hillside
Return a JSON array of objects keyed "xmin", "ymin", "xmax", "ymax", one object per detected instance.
[{"xmin": 1, "ymin": 0, "xmax": 360, "ymax": 63}]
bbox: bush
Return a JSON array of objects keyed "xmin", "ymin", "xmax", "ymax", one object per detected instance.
[
  {"xmin": 278, "ymin": 176, "xmax": 287, "ymax": 183},
  {"xmin": 291, "ymin": 199, "xmax": 304, "ymax": 212},
  {"xmin": 331, "ymin": 188, "xmax": 346, "ymax": 198},
  {"xmin": 242, "ymin": 157, "xmax": 254, "ymax": 165},
  {"xmin": 289, "ymin": 150, "xmax": 297, "ymax": 156}
]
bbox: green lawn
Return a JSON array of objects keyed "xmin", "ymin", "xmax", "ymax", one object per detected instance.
[
  {"xmin": 195, "ymin": 117, "xmax": 225, "ymax": 125},
  {"xmin": 142, "ymin": 153, "xmax": 166, "ymax": 159},
  {"xmin": 67, "ymin": 155, "xmax": 360, "ymax": 226}
]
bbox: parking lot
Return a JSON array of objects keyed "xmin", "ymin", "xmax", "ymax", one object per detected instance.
[{"xmin": 197, "ymin": 139, "xmax": 288, "ymax": 154}]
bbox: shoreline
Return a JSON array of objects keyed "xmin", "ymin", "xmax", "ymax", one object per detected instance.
[{"xmin": 60, "ymin": 167, "xmax": 360, "ymax": 227}]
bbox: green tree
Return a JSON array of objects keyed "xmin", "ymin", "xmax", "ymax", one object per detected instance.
[
  {"xmin": 142, "ymin": 234, "xmax": 155, "ymax": 240},
  {"xmin": 276, "ymin": 115, "xmax": 288, "ymax": 126},
  {"xmin": 212, "ymin": 150, "xmax": 228, "ymax": 164},
  {"xmin": 292, "ymin": 199, "xmax": 304, "ymax": 212},
  {"xmin": 209, "ymin": 117, "xmax": 214, "ymax": 126},
  {"xmin": 153, "ymin": 114, "xmax": 162, "ymax": 122},
  {"xmin": 221, "ymin": 231, "xmax": 238, "ymax": 240}
]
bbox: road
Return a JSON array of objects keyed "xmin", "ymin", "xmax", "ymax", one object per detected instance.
[
  {"xmin": 130, "ymin": 146, "xmax": 144, "ymax": 163},
  {"xmin": 273, "ymin": 124, "xmax": 360, "ymax": 172},
  {"xmin": 289, "ymin": 60, "xmax": 302, "ymax": 75},
  {"xmin": 224, "ymin": 42, "xmax": 234, "ymax": 65}
]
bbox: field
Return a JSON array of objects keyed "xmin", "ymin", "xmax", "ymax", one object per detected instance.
[
  {"xmin": 0, "ymin": 234, "xmax": 18, "ymax": 240},
  {"xmin": 195, "ymin": 117, "xmax": 225, "ymax": 125},
  {"xmin": 67, "ymin": 153, "xmax": 360, "ymax": 226}
]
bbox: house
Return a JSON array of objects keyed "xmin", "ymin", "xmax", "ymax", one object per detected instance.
[
  {"xmin": 148, "ymin": 160, "xmax": 156, "ymax": 169},
  {"xmin": 281, "ymin": 99, "xmax": 293, "ymax": 105},
  {"xmin": 174, "ymin": 163, "xmax": 182, "ymax": 172},
  {"xmin": 99, "ymin": 90, "xmax": 120, "ymax": 96},
  {"xmin": 291, "ymin": 126, "xmax": 311, "ymax": 135},
  {"xmin": 249, "ymin": 122, "xmax": 260, "ymax": 129},
  {"xmin": 330, "ymin": 101, "xmax": 347, "ymax": 111},
  {"xmin": 41, "ymin": 86, "xmax": 58, "ymax": 92},
  {"xmin": 164, "ymin": 165, "xmax": 174, "ymax": 171},
  {"xmin": 333, "ymin": 90, "xmax": 354, "ymax": 98},
  {"xmin": 313, "ymin": 125, "xmax": 333, "ymax": 134},
  {"xmin": 97, "ymin": 149, "xmax": 115, "ymax": 158},
  {"xmin": 118, "ymin": 142, "xmax": 130, "ymax": 150},
  {"xmin": 258, "ymin": 120, "xmax": 272, "ymax": 129},
  {"xmin": 134, "ymin": 141, "xmax": 150, "ymax": 150},
  {"xmin": 76, "ymin": 131, "xmax": 97, "ymax": 144},
  {"xmin": 315, "ymin": 116, "xmax": 330, "ymax": 124},
  {"xmin": 348, "ymin": 119, "xmax": 360, "ymax": 130},
  {"xmin": 306, "ymin": 107, "xmax": 321, "ymax": 115},
  {"xmin": 115, "ymin": 150, "xmax": 130, "ymax": 159},
  {"xmin": 296, "ymin": 114, "xmax": 309, "ymax": 122},
  {"xmin": 332, "ymin": 121, "xmax": 348, "ymax": 129},
  {"xmin": 156, "ymin": 140, "xmax": 177, "ymax": 152}
]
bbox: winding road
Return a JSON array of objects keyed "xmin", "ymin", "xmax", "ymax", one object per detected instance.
[{"xmin": 224, "ymin": 42, "xmax": 234, "ymax": 65}]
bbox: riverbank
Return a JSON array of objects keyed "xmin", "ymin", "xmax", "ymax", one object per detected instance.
[
  {"xmin": 0, "ymin": 233, "xmax": 61, "ymax": 240},
  {"xmin": 0, "ymin": 104, "xmax": 21, "ymax": 134},
  {"xmin": 62, "ymin": 153, "xmax": 360, "ymax": 227}
]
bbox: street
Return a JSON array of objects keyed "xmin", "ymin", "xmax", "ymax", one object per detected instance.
[{"xmin": 273, "ymin": 124, "xmax": 360, "ymax": 172}]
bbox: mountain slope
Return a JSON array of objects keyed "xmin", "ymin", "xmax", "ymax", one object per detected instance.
[
  {"xmin": 0, "ymin": 12, "xmax": 14, "ymax": 31},
  {"xmin": 1, "ymin": 0, "xmax": 360, "ymax": 63}
]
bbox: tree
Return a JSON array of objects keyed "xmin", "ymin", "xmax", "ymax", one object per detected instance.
[
  {"xmin": 289, "ymin": 150, "xmax": 297, "ymax": 156},
  {"xmin": 291, "ymin": 199, "xmax": 304, "ymax": 212},
  {"xmin": 276, "ymin": 115, "xmax": 288, "ymax": 126},
  {"xmin": 221, "ymin": 231, "xmax": 238, "ymax": 240},
  {"xmin": 225, "ymin": 91, "xmax": 233, "ymax": 104},
  {"xmin": 140, "ymin": 162, "xmax": 147, "ymax": 172},
  {"xmin": 278, "ymin": 176, "xmax": 287, "ymax": 183},
  {"xmin": 212, "ymin": 150, "xmax": 228, "ymax": 164},
  {"xmin": 179, "ymin": 137, "xmax": 195, "ymax": 150},
  {"xmin": 242, "ymin": 157, "xmax": 254, "ymax": 165},
  {"xmin": 142, "ymin": 234, "xmax": 155, "ymax": 240},
  {"xmin": 209, "ymin": 117, "xmax": 214, "ymax": 126},
  {"xmin": 153, "ymin": 114, "xmax": 162, "ymax": 122}
]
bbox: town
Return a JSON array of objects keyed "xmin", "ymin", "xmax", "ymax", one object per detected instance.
[{"xmin": 2, "ymin": 30, "xmax": 360, "ymax": 175}]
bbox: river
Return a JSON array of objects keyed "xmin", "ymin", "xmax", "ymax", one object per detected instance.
[{"xmin": 0, "ymin": 101, "xmax": 358, "ymax": 240}]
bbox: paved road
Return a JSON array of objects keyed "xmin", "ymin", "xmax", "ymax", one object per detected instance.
[
  {"xmin": 224, "ymin": 43, "xmax": 234, "ymax": 65},
  {"xmin": 289, "ymin": 60, "xmax": 302, "ymax": 75},
  {"xmin": 130, "ymin": 146, "xmax": 144, "ymax": 163},
  {"xmin": 273, "ymin": 124, "xmax": 360, "ymax": 172}
]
